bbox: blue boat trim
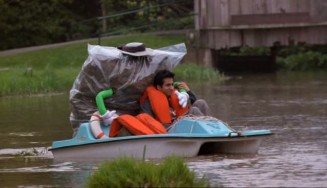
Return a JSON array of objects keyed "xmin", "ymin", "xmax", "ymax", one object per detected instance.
[{"xmin": 50, "ymin": 133, "xmax": 272, "ymax": 151}]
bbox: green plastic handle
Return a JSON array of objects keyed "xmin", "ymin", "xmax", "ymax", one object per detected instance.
[
  {"xmin": 96, "ymin": 89, "xmax": 114, "ymax": 115},
  {"xmin": 173, "ymin": 82, "xmax": 187, "ymax": 93}
]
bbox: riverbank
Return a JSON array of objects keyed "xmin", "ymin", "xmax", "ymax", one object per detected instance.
[
  {"xmin": 0, "ymin": 34, "xmax": 223, "ymax": 96},
  {"xmin": 2, "ymin": 33, "xmax": 326, "ymax": 97}
]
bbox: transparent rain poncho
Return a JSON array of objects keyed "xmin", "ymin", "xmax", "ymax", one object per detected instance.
[{"xmin": 69, "ymin": 43, "xmax": 187, "ymax": 132}]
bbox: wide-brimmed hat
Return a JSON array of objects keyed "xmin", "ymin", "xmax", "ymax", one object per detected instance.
[{"xmin": 117, "ymin": 42, "xmax": 153, "ymax": 56}]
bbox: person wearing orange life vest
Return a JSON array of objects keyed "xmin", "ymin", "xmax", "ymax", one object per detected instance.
[{"xmin": 140, "ymin": 70, "xmax": 211, "ymax": 128}]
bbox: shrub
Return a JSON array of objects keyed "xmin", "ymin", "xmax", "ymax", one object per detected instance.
[
  {"xmin": 87, "ymin": 156, "xmax": 210, "ymax": 188},
  {"xmin": 276, "ymin": 51, "xmax": 327, "ymax": 71}
]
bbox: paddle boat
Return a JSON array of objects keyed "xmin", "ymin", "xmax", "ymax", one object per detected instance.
[
  {"xmin": 50, "ymin": 43, "xmax": 272, "ymax": 161},
  {"xmin": 49, "ymin": 115, "xmax": 272, "ymax": 161}
]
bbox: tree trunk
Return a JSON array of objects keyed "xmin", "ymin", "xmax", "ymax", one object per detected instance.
[{"xmin": 101, "ymin": 1, "xmax": 107, "ymax": 33}]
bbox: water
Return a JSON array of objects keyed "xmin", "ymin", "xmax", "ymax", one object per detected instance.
[{"xmin": 0, "ymin": 72, "xmax": 326, "ymax": 187}]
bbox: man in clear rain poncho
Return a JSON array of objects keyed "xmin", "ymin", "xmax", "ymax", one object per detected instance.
[{"xmin": 69, "ymin": 42, "xmax": 187, "ymax": 136}]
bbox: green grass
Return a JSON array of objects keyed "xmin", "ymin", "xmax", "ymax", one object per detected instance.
[
  {"xmin": 0, "ymin": 66, "xmax": 80, "ymax": 96},
  {"xmin": 0, "ymin": 34, "xmax": 185, "ymax": 68},
  {"xmin": 174, "ymin": 63, "xmax": 225, "ymax": 81},
  {"xmin": 0, "ymin": 34, "xmax": 224, "ymax": 96},
  {"xmin": 87, "ymin": 156, "xmax": 210, "ymax": 188}
]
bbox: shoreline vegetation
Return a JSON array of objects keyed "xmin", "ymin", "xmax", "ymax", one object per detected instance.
[
  {"xmin": 0, "ymin": 34, "xmax": 223, "ymax": 97},
  {"xmin": 87, "ymin": 156, "xmax": 211, "ymax": 188},
  {"xmin": 1, "ymin": 34, "xmax": 327, "ymax": 97}
]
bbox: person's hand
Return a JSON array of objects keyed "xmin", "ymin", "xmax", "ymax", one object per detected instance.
[
  {"xmin": 175, "ymin": 90, "xmax": 189, "ymax": 108},
  {"xmin": 178, "ymin": 82, "xmax": 190, "ymax": 91},
  {"xmin": 101, "ymin": 110, "xmax": 118, "ymax": 126}
]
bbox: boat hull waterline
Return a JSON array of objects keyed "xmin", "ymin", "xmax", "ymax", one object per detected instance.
[{"xmin": 50, "ymin": 117, "xmax": 272, "ymax": 160}]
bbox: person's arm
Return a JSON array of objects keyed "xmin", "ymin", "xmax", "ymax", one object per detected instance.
[
  {"xmin": 187, "ymin": 90, "xmax": 197, "ymax": 105},
  {"xmin": 177, "ymin": 82, "xmax": 197, "ymax": 104}
]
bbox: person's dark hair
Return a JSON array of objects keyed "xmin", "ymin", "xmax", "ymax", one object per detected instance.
[{"xmin": 153, "ymin": 70, "xmax": 175, "ymax": 87}]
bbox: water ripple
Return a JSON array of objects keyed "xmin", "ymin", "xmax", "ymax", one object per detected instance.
[{"xmin": 0, "ymin": 162, "xmax": 78, "ymax": 173}]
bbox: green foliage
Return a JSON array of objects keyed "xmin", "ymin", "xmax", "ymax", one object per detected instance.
[
  {"xmin": 276, "ymin": 51, "xmax": 327, "ymax": 71},
  {"xmin": 276, "ymin": 44, "xmax": 327, "ymax": 71},
  {"xmin": 150, "ymin": 16, "xmax": 194, "ymax": 31},
  {"xmin": 87, "ymin": 156, "xmax": 210, "ymax": 188},
  {"xmin": 277, "ymin": 45, "xmax": 308, "ymax": 58},
  {"xmin": 0, "ymin": 0, "xmax": 193, "ymax": 50},
  {"xmin": 0, "ymin": 0, "xmax": 88, "ymax": 50},
  {"xmin": 174, "ymin": 63, "xmax": 225, "ymax": 82},
  {"xmin": 100, "ymin": 0, "xmax": 193, "ymax": 34}
]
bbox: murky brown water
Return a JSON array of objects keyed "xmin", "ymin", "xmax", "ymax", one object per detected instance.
[{"xmin": 0, "ymin": 72, "xmax": 326, "ymax": 187}]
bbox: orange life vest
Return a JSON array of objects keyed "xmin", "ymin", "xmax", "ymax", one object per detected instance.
[
  {"xmin": 140, "ymin": 86, "xmax": 189, "ymax": 124},
  {"xmin": 109, "ymin": 113, "xmax": 167, "ymax": 137}
]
